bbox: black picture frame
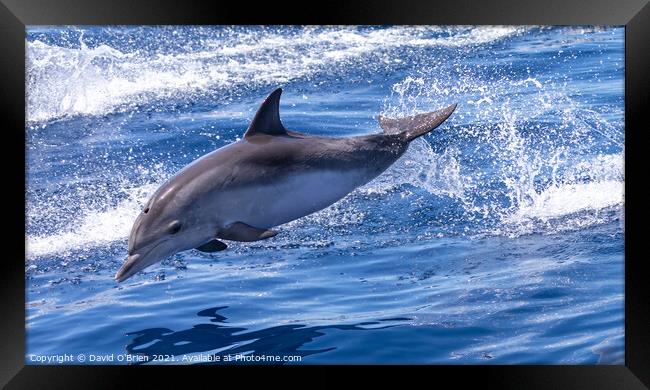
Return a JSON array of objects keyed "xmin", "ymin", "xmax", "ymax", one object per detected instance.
[{"xmin": 2, "ymin": 0, "xmax": 648, "ymax": 388}]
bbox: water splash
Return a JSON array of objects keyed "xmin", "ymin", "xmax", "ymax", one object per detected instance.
[
  {"xmin": 360, "ymin": 138, "xmax": 472, "ymax": 200},
  {"xmin": 27, "ymin": 182, "xmax": 158, "ymax": 258},
  {"xmin": 380, "ymin": 42, "xmax": 624, "ymax": 237}
]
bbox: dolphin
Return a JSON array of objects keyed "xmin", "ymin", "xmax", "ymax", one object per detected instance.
[{"xmin": 115, "ymin": 88, "xmax": 457, "ymax": 282}]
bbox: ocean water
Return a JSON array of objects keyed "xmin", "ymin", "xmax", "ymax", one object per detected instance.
[{"xmin": 25, "ymin": 26, "xmax": 624, "ymax": 364}]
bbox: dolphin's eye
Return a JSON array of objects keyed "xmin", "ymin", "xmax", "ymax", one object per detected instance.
[
  {"xmin": 168, "ymin": 221, "xmax": 182, "ymax": 234},
  {"xmin": 143, "ymin": 207, "xmax": 150, "ymax": 214}
]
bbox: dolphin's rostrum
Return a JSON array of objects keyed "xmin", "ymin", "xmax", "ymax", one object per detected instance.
[{"xmin": 115, "ymin": 88, "xmax": 457, "ymax": 282}]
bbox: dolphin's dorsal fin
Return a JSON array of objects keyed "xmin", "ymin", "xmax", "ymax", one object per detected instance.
[{"xmin": 244, "ymin": 88, "xmax": 287, "ymax": 138}]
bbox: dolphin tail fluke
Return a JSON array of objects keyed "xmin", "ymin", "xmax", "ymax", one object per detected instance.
[{"xmin": 378, "ymin": 103, "xmax": 458, "ymax": 142}]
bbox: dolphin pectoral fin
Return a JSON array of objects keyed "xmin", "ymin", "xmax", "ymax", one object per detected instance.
[
  {"xmin": 195, "ymin": 239, "xmax": 228, "ymax": 252},
  {"xmin": 379, "ymin": 103, "xmax": 458, "ymax": 141},
  {"xmin": 218, "ymin": 222, "xmax": 278, "ymax": 242}
]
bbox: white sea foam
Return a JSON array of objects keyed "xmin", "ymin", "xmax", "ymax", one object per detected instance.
[
  {"xmin": 508, "ymin": 180, "xmax": 623, "ymax": 221},
  {"xmin": 26, "ymin": 183, "xmax": 158, "ymax": 258},
  {"xmin": 27, "ymin": 26, "xmax": 526, "ymax": 123},
  {"xmin": 500, "ymin": 152, "xmax": 624, "ymax": 236}
]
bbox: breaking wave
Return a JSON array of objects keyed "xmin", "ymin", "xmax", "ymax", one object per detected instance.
[{"xmin": 27, "ymin": 26, "xmax": 526, "ymax": 123}]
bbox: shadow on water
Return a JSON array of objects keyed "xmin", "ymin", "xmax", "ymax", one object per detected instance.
[{"xmin": 125, "ymin": 306, "xmax": 410, "ymax": 364}]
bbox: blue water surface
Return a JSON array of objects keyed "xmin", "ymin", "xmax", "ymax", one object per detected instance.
[{"xmin": 25, "ymin": 26, "xmax": 624, "ymax": 364}]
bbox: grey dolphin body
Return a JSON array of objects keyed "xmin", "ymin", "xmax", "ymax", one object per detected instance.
[{"xmin": 115, "ymin": 88, "xmax": 457, "ymax": 282}]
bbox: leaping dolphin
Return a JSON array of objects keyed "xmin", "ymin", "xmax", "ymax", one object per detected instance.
[{"xmin": 115, "ymin": 88, "xmax": 457, "ymax": 282}]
